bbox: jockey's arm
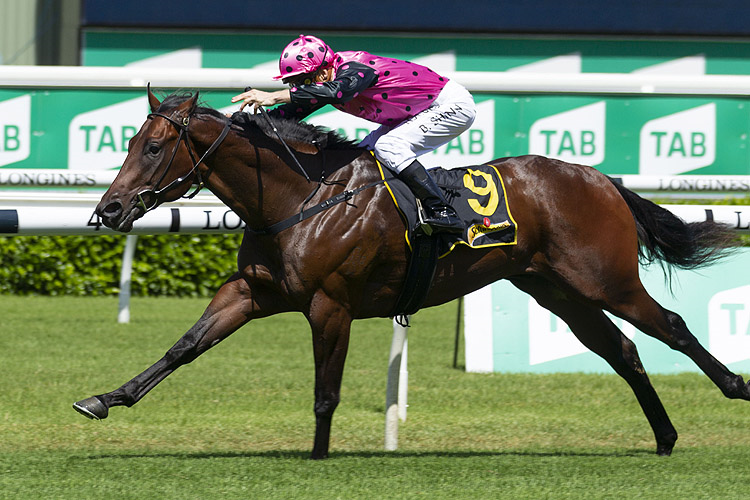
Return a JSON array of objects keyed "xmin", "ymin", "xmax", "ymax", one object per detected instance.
[
  {"xmin": 288, "ymin": 62, "xmax": 378, "ymax": 106},
  {"xmin": 231, "ymin": 89, "xmax": 290, "ymax": 112},
  {"xmin": 231, "ymin": 62, "xmax": 377, "ymax": 120}
]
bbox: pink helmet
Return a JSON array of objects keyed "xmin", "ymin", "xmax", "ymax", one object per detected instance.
[{"xmin": 273, "ymin": 34, "xmax": 335, "ymax": 81}]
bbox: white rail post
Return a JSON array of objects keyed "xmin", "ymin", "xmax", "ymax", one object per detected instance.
[
  {"xmin": 398, "ymin": 336, "xmax": 409, "ymax": 422},
  {"xmin": 385, "ymin": 316, "xmax": 409, "ymax": 451},
  {"xmin": 117, "ymin": 234, "xmax": 138, "ymax": 324}
]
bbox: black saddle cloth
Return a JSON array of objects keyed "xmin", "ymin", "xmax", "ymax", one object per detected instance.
[{"xmin": 378, "ymin": 163, "xmax": 518, "ymax": 258}]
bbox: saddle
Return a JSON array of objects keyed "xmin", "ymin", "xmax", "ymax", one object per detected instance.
[{"xmin": 377, "ymin": 160, "xmax": 518, "ymax": 317}]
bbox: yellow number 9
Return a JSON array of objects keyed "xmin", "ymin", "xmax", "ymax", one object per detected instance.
[{"xmin": 463, "ymin": 169, "xmax": 498, "ymax": 216}]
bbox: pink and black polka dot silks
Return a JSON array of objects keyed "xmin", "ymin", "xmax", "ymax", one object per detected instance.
[
  {"xmin": 329, "ymin": 50, "xmax": 448, "ymax": 125},
  {"xmin": 272, "ymin": 34, "xmax": 451, "ymax": 125}
]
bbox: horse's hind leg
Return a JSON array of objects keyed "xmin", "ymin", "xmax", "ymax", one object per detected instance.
[
  {"xmin": 509, "ymin": 276, "xmax": 678, "ymax": 455},
  {"xmin": 611, "ymin": 287, "xmax": 750, "ymax": 401},
  {"xmin": 73, "ymin": 273, "xmax": 286, "ymax": 419}
]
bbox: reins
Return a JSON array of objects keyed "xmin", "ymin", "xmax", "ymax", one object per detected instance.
[
  {"xmin": 244, "ymin": 86, "xmax": 312, "ymax": 182},
  {"xmin": 136, "ymin": 112, "xmax": 231, "ymax": 213}
]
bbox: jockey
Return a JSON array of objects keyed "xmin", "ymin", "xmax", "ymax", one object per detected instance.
[{"xmin": 232, "ymin": 34, "xmax": 476, "ymax": 234}]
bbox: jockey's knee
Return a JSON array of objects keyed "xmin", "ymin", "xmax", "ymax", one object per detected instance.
[{"xmin": 373, "ymin": 136, "xmax": 416, "ymax": 173}]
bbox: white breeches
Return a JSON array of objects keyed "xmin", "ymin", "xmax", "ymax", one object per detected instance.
[{"xmin": 359, "ymin": 79, "xmax": 477, "ymax": 173}]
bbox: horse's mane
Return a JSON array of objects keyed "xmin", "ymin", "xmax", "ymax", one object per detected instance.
[{"xmin": 157, "ymin": 91, "xmax": 359, "ymax": 150}]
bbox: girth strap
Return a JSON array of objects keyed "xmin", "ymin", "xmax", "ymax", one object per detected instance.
[{"xmin": 391, "ymin": 230, "xmax": 439, "ymax": 317}]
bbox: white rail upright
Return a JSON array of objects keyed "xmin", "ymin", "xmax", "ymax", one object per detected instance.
[
  {"xmin": 385, "ymin": 317, "xmax": 409, "ymax": 451},
  {"xmin": 118, "ymin": 235, "xmax": 138, "ymax": 324}
]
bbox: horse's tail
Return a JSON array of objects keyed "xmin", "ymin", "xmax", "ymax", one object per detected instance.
[{"xmin": 608, "ymin": 177, "xmax": 738, "ymax": 271}]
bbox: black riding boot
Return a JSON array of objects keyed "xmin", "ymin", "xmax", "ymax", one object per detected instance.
[{"xmin": 397, "ymin": 160, "xmax": 463, "ymax": 235}]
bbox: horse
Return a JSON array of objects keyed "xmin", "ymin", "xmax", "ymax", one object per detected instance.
[{"xmin": 73, "ymin": 87, "xmax": 745, "ymax": 459}]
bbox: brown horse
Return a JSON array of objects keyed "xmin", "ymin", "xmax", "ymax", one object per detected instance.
[{"xmin": 74, "ymin": 88, "xmax": 744, "ymax": 459}]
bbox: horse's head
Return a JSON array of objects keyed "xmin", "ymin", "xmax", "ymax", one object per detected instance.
[{"xmin": 95, "ymin": 86, "xmax": 202, "ymax": 232}]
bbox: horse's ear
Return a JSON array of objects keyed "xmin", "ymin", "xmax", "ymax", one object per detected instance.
[
  {"xmin": 187, "ymin": 91, "xmax": 200, "ymax": 114},
  {"xmin": 147, "ymin": 83, "xmax": 161, "ymax": 112},
  {"xmin": 173, "ymin": 90, "xmax": 200, "ymax": 119}
]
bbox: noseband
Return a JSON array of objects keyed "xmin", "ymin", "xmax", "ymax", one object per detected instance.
[{"xmin": 136, "ymin": 112, "xmax": 231, "ymax": 213}]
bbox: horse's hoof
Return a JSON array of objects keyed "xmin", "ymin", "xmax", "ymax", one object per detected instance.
[
  {"xmin": 656, "ymin": 443, "xmax": 673, "ymax": 456},
  {"xmin": 309, "ymin": 449, "xmax": 329, "ymax": 460},
  {"xmin": 73, "ymin": 396, "xmax": 108, "ymax": 420}
]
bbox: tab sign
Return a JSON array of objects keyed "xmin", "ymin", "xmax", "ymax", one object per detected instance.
[
  {"xmin": 528, "ymin": 101, "xmax": 606, "ymax": 167},
  {"xmin": 639, "ymin": 103, "xmax": 716, "ymax": 175},
  {"xmin": 708, "ymin": 285, "xmax": 750, "ymax": 365},
  {"xmin": 0, "ymin": 95, "xmax": 31, "ymax": 167}
]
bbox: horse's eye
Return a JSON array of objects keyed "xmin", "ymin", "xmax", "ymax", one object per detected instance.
[{"xmin": 148, "ymin": 144, "xmax": 160, "ymax": 155}]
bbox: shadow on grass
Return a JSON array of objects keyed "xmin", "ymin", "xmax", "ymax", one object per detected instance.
[{"xmin": 79, "ymin": 448, "xmax": 656, "ymax": 461}]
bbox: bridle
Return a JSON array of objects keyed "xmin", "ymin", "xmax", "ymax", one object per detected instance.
[
  {"xmin": 136, "ymin": 111, "xmax": 231, "ymax": 213},
  {"xmin": 137, "ymin": 104, "xmax": 384, "ymax": 238}
]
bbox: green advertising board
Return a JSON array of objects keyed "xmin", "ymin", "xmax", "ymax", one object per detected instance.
[
  {"xmin": 464, "ymin": 249, "xmax": 750, "ymax": 374},
  {"xmin": 2, "ymin": 32, "xmax": 750, "ymax": 175}
]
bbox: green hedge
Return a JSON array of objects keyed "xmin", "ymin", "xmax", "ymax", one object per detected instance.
[{"xmin": 0, "ymin": 234, "xmax": 243, "ymax": 297}]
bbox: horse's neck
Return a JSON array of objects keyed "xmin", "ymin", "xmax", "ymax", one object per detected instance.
[
  {"xmin": 201, "ymin": 131, "xmax": 323, "ymax": 230},
  {"xmin": 194, "ymin": 119, "xmax": 373, "ymax": 231}
]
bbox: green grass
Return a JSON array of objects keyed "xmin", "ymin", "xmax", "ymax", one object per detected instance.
[{"xmin": 2, "ymin": 296, "xmax": 750, "ymax": 499}]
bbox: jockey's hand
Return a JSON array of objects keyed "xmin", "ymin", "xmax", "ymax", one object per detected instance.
[{"xmin": 231, "ymin": 89, "xmax": 290, "ymax": 113}]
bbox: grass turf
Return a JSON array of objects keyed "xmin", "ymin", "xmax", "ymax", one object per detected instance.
[{"xmin": 1, "ymin": 295, "xmax": 750, "ymax": 499}]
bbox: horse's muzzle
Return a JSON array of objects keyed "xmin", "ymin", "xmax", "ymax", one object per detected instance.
[{"xmin": 95, "ymin": 198, "xmax": 143, "ymax": 232}]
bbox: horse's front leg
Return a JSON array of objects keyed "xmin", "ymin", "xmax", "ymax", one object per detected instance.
[
  {"xmin": 73, "ymin": 273, "xmax": 285, "ymax": 420},
  {"xmin": 306, "ymin": 291, "xmax": 353, "ymax": 459}
]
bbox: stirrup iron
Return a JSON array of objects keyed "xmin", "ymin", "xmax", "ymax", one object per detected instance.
[{"xmin": 415, "ymin": 199, "xmax": 433, "ymax": 236}]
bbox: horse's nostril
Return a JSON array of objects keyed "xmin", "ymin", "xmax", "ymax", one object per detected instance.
[{"xmin": 101, "ymin": 201, "xmax": 123, "ymax": 217}]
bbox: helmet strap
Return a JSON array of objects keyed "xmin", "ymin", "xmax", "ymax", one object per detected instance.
[{"xmin": 315, "ymin": 45, "xmax": 330, "ymax": 73}]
